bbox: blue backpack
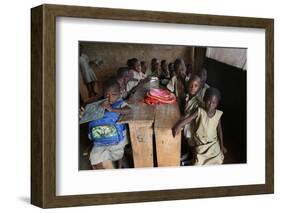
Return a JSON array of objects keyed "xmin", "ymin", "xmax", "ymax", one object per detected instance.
[{"xmin": 88, "ymin": 99, "xmax": 126, "ymax": 146}]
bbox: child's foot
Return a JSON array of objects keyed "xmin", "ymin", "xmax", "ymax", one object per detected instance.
[
  {"xmin": 180, "ymin": 153, "xmax": 189, "ymax": 161},
  {"xmin": 117, "ymin": 159, "xmax": 123, "ymax": 169},
  {"xmin": 92, "ymin": 163, "xmax": 104, "ymax": 170},
  {"xmin": 181, "ymin": 160, "xmax": 192, "ymax": 166}
]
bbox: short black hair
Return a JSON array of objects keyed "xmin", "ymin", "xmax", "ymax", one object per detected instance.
[
  {"xmin": 203, "ymin": 87, "xmax": 221, "ymax": 102},
  {"xmin": 161, "ymin": 60, "xmax": 167, "ymax": 66},
  {"xmin": 103, "ymin": 77, "xmax": 120, "ymax": 93},
  {"xmin": 151, "ymin": 58, "xmax": 158, "ymax": 64},
  {"xmin": 127, "ymin": 58, "xmax": 138, "ymax": 69},
  {"xmin": 187, "ymin": 75, "xmax": 201, "ymax": 86}
]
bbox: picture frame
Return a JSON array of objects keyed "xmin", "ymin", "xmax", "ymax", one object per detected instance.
[{"xmin": 31, "ymin": 4, "xmax": 274, "ymax": 208}]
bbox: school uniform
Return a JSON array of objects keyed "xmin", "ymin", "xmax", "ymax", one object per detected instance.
[
  {"xmin": 197, "ymin": 83, "xmax": 210, "ymax": 104},
  {"xmin": 146, "ymin": 69, "xmax": 159, "ymax": 77},
  {"xmin": 166, "ymin": 75, "xmax": 189, "ymax": 112},
  {"xmin": 190, "ymin": 107, "xmax": 224, "ymax": 165},
  {"xmin": 183, "ymin": 93, "xmax": 202, "ymax": 138}
]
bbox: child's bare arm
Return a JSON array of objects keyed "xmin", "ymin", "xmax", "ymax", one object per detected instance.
[
  {"xmin": 172, "ymin": 111, "xmax": 198, "ymax": 137},
  {"xmin": 110, "ymin": 106, "xmax": 131, "ymax": 114},
  {"xmin": 217, "ymin": 120, "xmax": 227, "ymax": 154},
  {"xmin": 100, "ymin": 100, "xmax": 131, "ymax": 114}
]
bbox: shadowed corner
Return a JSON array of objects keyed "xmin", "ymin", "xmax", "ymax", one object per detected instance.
[{"xmin": 18, "ymin": 196, "xmax": 30, "ymax": 204}]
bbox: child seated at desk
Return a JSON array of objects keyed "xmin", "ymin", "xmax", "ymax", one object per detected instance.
[
  {"xmin": 88, "ymin": 79, "xmax": 131, "ymax": 169},
  {"xmin": 160, "ymin": 59, "xmax": 170, "ymax": 79},
  {"xmin": 166, "ymin": 59, "xmax": 189, "ymax": 112},
  {"xmin": 126, "ymin": 58, "xmax": 150, "ymax": 93},
  {"xmin": 146, "ymin": 58, "xmax": 160, "ymax": 77},
  {"xmin": 116, "ymin": 67, "xmax": 131, "ymax": 99},
  {"xmin": 172, "ymin": 87, "xmax": 227, "ymax": 165}
]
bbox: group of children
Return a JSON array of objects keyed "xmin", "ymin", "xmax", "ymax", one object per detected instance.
[
  {"xmin": 168, "ymin": 61, "xmax": 227, "ymax": 165},
  {"xmin": 82, "ymin": 57, "xmax": 227, "ymax": 169}
]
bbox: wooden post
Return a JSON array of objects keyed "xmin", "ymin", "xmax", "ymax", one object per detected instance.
[
  {"xmin": 118, "ymin": 105, "xmax": 155, "ymax": 168},
  {"xmin": 154, "ymin": 104, "xmax": 181, "ymax": 167},
  {"xmin": 128, "ymin": 121, "xmax": 154, "ymax": 167}
]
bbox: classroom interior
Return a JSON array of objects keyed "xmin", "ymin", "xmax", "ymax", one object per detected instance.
[{"xmin": 79, "ymin": 41, "xmax": 247, "ymax": 170}]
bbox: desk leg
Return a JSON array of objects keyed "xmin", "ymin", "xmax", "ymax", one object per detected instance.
[
  {"xmin": 155, "ymin": 128, "xmax": 181, "ymax": 167},
  {"xmin": 128, "ymin": 123, "xmax": 154, "ymax": 168}
]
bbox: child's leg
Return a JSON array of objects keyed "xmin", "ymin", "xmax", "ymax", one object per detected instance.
[
  {"xmin": 110, "ymin": 138, "xmax": 127, "ymax": 169},
  {"xmin": 117, "ymin": 159, "xmax": 123, "ymax": 169},
  {"xmin": 86, "ymin": 83, "xmax": 92, "ymax": 97},
  {"xmin": 90, "ymin": 81, "xmax": 97, "ymax": 96},
  {"xmin": 89, "ymin": 145, "xmax": 109, "ymax": 169}
]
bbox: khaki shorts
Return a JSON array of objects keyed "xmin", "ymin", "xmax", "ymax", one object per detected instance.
[{"xmin": 89, "ymin": 134, "xmax": 128, "ymax": 165}]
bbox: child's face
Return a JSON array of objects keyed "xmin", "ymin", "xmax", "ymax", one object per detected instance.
[
  {"xmin": 205, "ymin": 96, "xmax": 219, "ymax": 112},
  {"xmin": 104, "ymin": 86, "xmax": 120, "ymax": 104},
  {"xmin": 168, "ymin": 63, "xmax": 174, "ymax": 72},
  {"xmin": 176, "ymin": 64, "xmax": 186, "ymax": 79},
  {"xmin": 141, "ymin": 63, "xmax": 147, "ymax": 73},
  {"xmin": 161, "ymin": 61, "xmax": 168, "ymax": 71},
  {"xmin": 152, "ymin": 60, "xmax": 160, "ymax": 71},
  {"xmin": 188, "ymin": 79, "xmax": 201, "ymax": 96},
  {"xmin": 133, "ymin": 61, "xmax": 142, "ymax": 73},
  {"xmin": 199, "ymin": 69, "xmax": 207, "ymax": 84}
]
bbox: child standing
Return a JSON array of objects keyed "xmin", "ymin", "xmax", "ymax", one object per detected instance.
[
  {"xmin": 89, "ymin": 79, "xmax": 131, "ymax": 169},
  {"xmin": 172, "ymin": 87, "xmax": 227, "ymax": 165},
  {"xmin": 79, "ymin": 45, "xmax": 98, "ymax": 97}
]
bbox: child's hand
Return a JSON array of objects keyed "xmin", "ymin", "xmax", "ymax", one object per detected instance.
[
  {"xmin": 222, "ymin": 145, "xmax": 227, "ymax": 154},
  {"xmin": 172, "ymin": 123, "xmax": 182, "ymax": 137},
  {"xmin": 100, "ymin": 100, "xmax": 112, "ymax": 111}
]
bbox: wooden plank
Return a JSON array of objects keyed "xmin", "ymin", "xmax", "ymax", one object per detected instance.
[
  {"xmin": 118, "ymin": 104, "xmax": 155, "ymax": 124},
  {"xmin": 154, "ymin": 104, "xmax": 181, "ymax": 167},
  {"xmin": 128, "ymin": 122, "xmax": 154, "ymax": 168},
  {"xmin": 155, "ymin": 104, "xmax": 181, "ymax": 128}
]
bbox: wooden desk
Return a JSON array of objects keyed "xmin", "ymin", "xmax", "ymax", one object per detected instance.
[{"xmin": 119, "ymin": 80, "xmax": 181, "ymax": 168}]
